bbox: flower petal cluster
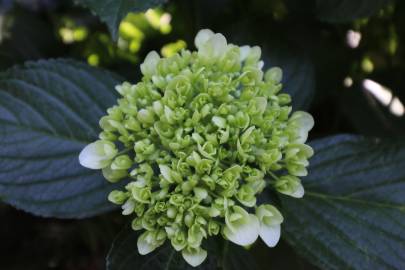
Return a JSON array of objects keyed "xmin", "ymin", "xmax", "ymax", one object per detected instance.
[{"xmin": 79, "ymin": 29, "xmax": 314, "ymax": 267}]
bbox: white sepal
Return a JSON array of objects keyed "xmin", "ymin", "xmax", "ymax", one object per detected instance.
[
  {"xmin": 256, "ymin": 205, "xmax": 284, "ymax": 248},
  {"xmin": 137, "ymin": 232, "xmax": 156, "ymax": 255},
  {"xmin": 194, "ymin": 29, "xmax": 214, "ymax": 49},
  {"xmin": 291, "ymin": 183, "xmax": 305, "ymax": 198},
  {"xmin": 182, "ymin": 247, "xmax": 208, "ymax": 267},
  {"xmin": 289, "ymin": 111, "xmax": 314, "ymax": 143},
  {"xmin": 79, "ymin": 140, "xmax": 117, "ymax": 169},
  {"xmin": 259, "ymin": 223, "xmax": 281, "ymax": 247},
  {"xmin": 223, "ymin": 206, "xmax": 260, "ymax": 246},
  {"xmin": 140, "ymin": 51, "xmax": 160, "ymax": 77}
]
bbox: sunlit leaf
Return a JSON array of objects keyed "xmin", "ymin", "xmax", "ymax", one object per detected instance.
[{"xmin": 75, "ymin": 0, "xmax": 166, "ymax": 40}]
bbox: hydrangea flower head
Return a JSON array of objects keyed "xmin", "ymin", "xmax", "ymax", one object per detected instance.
[{"xmin": 79, "ymin": 29, "xmax": 314, "ymax": 267}]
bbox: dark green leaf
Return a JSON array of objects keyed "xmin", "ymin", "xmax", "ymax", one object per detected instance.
[
  {"xmin": 315, "ymin": 0, "xmax": 392, "ymax": 22},
  {"xmin": 225, "ymin": 24, "xmax": 315, "ymax": 111},
  {"xmin": 0, "ymin": 59, "xmax": 126, "ymax": 218},
  {"xmin": 107, "ymin": 226, "xmax": 259, "ymax": 270},
  {"xmin": 282, "ymin": 134, "xmax": 405, "ymax": 270},
  {"xmin": 263, "ymin": 40, "xmax": 315, "ymax": 111},
  {"xmin": 75, "ymin": 0, "xmax": 166, "ymax": 40}
]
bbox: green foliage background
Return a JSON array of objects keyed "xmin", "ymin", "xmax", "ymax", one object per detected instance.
[{"xmin": 0, "ymin": 0, "xmax": 404, "ymax": 269}]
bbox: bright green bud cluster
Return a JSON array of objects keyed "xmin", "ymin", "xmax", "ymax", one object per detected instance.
[{"xmin": 79, "ymin": 29, "xmax": 314, "ymax": 267}]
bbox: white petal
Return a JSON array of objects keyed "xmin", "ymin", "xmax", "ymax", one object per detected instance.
[
  {"xmin": 194, "ymin": 29, "xmax": 214, "ymax": 49},
  {"xmin": 159, "ymin": 165, "xmax": 172, "ymax": 181},
  {"xmin": 121, "ymin": 199, "xmax": 135, "ymax": 215},
  {"xmin": 259, "ymin": 224, "xmax": 281, "ymax": 247},
  {"xmin": 212, "ymin": 116, "xmax": 226, "ymax": 128},
  {"xmin": 137, "ymin": 235, "xmax": 156, "ymax": 255},
  {"xmin": 223, "ymin": 214, "xmax": 260, "ymax": 246},
  {"xmin": 140, "ymin": 51, "xmax": 160, "ymax": 77},
  {"xmin": 239, "ymin": 45, "xmax": 250, "ymax": 61},
  {"xmin": 291, "ymin": 183, "xmax": 305, "ymax": 198},
  {"xmin": 79, "ymin": 142, "xmax": 107, "ymax": 169},
  {"xmin": 182, "ymin": 248, "xmax": 207, "ymax": 267},
  {"xmin": 292, "ymin": 112, "xmax": 314, "ymax": 143},
  {"xmin": 210, "ymin": 33, "xmax": 228, "ymax": 58}
]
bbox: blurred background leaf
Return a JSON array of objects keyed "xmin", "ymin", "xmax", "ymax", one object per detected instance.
[
  {"xmin": 75, "ymin": 0, "xmax": 167, "ymax": 39},
  {"xmin": 0, "ymin": 7, "xmax": 61, "ymax": 70}
]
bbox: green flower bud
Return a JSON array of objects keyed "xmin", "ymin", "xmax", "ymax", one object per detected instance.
[
  {"xmin": 142, "ymin": 209, "xmax": 157, "ymax": 231},
  {"xmin": 274, "ymin": 175, "xmax": 305, "ymax": 198},
  {"xmin": 167, "ymin": 206, "xmax": 178, "ymax": 219},
  {"xmin": 134, "ymin": 139, "xmax": 157, "ymax": 162},
  {"xmin": 134, "ymin": 203, "xmax": 146, "ymax": 216},
  {"xmin": 132, "ymin": 217, "xmax": 143, "ymax": 230},
  {"xmin": 154, "ymin": 201, "xmax": 167, "ymax": 213},
  {"xmin": 236, "ymin": 184, "xmax": 257, "ymax": 207},
  {"xmin": 108, "ymin": 190, "xmax": 128, "ymax": 205},
  {"xmin": 201, "ymin": 175, "xmax": 216, "ymax": 190},
  {"xmin": 208, "ymin": 220, "xmax": 220, "ymax": 236},
  {"xmin": 171, "ymin": 230, "xmax": 187, "ymax": 251},
  {"xmin": 157, "ymin": 216, "xmax": 169, "ymax": 226},
  {"xmin": 195, "ymin": 159, "xmax": 213, "ymax": 175},
  {"xmin": 137, "ymin": 108, "xmax": 155, "ymax": 125},
  {"xmin": 184, "ymin": 211, "xmax": 195, "ymax": 227},
  {"xmin": 265, "ymin": 67, "xmax": 283, "ymax": 84},
  {"xmin": 197, "ymin": 142, "xmax": 217, "ymax": 159},
  {"xmin": 169, "ymin": 194, "xmax": 184, "ymax": 206},
  {"xmin": 111, "ymin": 155, "xmax": 132, "ymax": 170},
  {"xmin": 102, "ymin": 165, "xmax": 128, "ymax": 183},
  {"xmin": 131, "ymin": 186, "xmax": 151, "ymax": 204},
  {"xmin": 187, "ymin": 223, "xmax": 205, "ymax": 248},
  {"xmin": 229, "ymin": 111, "xmax": 250, "ymax": 129}
]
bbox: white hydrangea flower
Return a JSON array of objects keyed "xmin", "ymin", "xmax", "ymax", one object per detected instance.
[{"xmin": 80, "ymin": 28, "xmax": 315, "ymax": 267}]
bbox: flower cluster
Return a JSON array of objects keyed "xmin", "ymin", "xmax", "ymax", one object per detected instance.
[{"xmin": 79, "ymin": 29, "xmax": 314, "ymax": 267}]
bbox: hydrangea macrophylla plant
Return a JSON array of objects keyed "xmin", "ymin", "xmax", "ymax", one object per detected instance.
[{"xmin": 79, "ymin": 29, "xmax": 314, "ymax": 267}]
